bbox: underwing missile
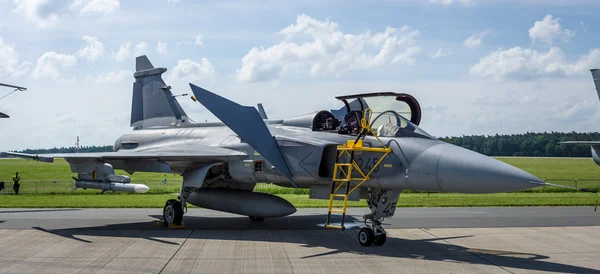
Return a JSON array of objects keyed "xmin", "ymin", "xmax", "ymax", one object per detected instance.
[{"xmin": 74, "ymin": 180, "xmax": 149, "ymax": 193}]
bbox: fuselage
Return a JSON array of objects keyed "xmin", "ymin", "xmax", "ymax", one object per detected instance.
[{"xmin": 113, "ymin": 122, "xmax": 541, "ymax": 194}]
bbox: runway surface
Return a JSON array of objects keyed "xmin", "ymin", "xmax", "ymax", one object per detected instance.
[{"xmin": 1, "ymin": 207, "xmax": 599, "ymax": 273}]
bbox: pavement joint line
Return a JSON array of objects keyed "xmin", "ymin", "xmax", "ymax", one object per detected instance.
[
  {"xmin": 158, "ymin": 229, "xmax": 193, "ymax": 274},
  {"xmin": 419, "ymin": 228, "xmax": 516, "ymax": 274}
]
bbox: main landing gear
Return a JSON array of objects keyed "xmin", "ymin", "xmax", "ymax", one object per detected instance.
[
  {"xmin": 161, "ymin": 186, "xmax": 192, "ymax": 228},
  {"xmin": 357, "ymin": 188, "xmax": 400, "ymax": 246},
  {"xmin": 161, "ymin": 199, "xmax": 185, "ymax": 228}
]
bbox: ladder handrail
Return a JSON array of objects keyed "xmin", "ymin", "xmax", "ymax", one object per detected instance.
[{"xmin": 326, "ymin": 107, "xmax": 395, "ymax": 230}]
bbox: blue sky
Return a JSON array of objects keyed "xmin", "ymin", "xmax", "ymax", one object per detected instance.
[{"xmin": 1, "ymin": 0, "xmax": 600, "ymax": 150}]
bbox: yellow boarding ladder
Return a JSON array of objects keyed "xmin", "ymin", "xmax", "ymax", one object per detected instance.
[{"xmin": 325, "ymin": 108, "xmax": 392, "ymax": 230}]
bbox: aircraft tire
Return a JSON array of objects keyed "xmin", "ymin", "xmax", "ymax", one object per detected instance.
[
  {"xmin": 373, "ymin": 233, "xmax": 387, "ymax": 246},
  {"xmin": 163, "ymin": 199, "xmax": 183, "ymax": 225},
  {"xmin": 358, "ymin": 227, "xmax": 374, "ymax": 246},
  {"xmin": 249, "ymin": 216, "xmax": 265, "ymax": 222}
]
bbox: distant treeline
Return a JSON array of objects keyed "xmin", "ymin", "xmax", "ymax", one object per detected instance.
[
  {"xmin": 439, "ymin": 132, "xmax": 600, "ymax": 157},
  {"xmin": 17, "ymin": 145, "xmax": 113, "ymax": 154},
  {"xmin": 6, "ymin": 132, "xmax": 600, "ymax": 157}
]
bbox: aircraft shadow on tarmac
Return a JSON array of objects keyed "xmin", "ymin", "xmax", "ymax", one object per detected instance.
[{"xmin": 29, "ymin": 214, "xmax": 599, "ymax": 274}]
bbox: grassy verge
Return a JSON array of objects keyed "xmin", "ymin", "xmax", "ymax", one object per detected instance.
[{"xmin": 0, "ymin": 192, "xmax": 597, "ymax": 208}]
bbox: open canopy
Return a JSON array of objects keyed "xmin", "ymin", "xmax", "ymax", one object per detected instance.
[{"xmin": 335, "ymin": 92, "xmax": 434, "ymax": 139}]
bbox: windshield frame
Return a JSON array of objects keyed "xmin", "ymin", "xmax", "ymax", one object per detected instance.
[{"xmin": 369, "ymin": 110, "xmax": 435, "ymax": 139}]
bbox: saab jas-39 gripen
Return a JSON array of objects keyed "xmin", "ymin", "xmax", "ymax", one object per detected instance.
[{"xmin": 1, "ymin": 55, "xmax": 572, "ymax": 247}]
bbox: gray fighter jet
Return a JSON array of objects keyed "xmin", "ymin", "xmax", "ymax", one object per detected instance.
[
  {"xmin": 1, "ymin": 56, "xmax": 566, "ymax": 246},
  {"xmin": 561, "ymin": 69, "xmax": 600, "ymax": 165}
]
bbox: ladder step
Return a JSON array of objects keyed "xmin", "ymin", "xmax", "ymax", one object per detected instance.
[
  {"xmin": 329, "ymin": 209, "xmax": 345, "ymax": 213},
  {"xmin": 325, "ymin": 225, "xmax": 343, "ymax": 229},
  {"xmin": 330, "ymin": 194, "xmax": 347, "ymax": 198}
]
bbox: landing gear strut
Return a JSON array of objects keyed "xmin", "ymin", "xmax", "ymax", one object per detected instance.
[{"xmin": 357, "ymin": 188, "xmax": 400, "ymax": 246}]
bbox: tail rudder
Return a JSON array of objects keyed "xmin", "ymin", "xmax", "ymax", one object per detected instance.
[
  {"xmin": 130, "ymin": 55, "xmax": 189, "ymax": 128},
  {"xmin": 591, "ymin": 69, "xmax": 600, "ymax": 101}
]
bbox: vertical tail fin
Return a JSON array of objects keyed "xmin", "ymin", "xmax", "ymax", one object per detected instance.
[
  {"xmin": 591, "ymin": 69, "xmax": 600, "ymax": 102},
  {"xmin": 130, "ymin": 55, "xmax": 189, "ymax": 128}
]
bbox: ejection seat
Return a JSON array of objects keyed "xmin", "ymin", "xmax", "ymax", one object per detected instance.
[{"xmin": 340, "ymin": 110, "xmax": 363, "ymax": 135}]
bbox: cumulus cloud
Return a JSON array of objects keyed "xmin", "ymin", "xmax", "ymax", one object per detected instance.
[
  {"xmin": 12, "ymin": 0, "xmax": 62, "ymax": 28},
  {"xmin": 71, "ymin": 0, "xmax": 120, "ymax": 15},
  {"xmin": 195, "ymin": 35, "xmax": 203, "ymax": 47},
  {"xmin": 113, "ymin": 41, "xmax": 131, "ymax": 62},
  {"xmin": 554, "ymin": 99, "xmax": 597, "ymax": 122},
  {"xmin": 528, "ymin": 14, "xmax": 574, "ymax": 45},
  {"xmin": 32, "ymin": 51, "xmax": 77, "ymax": 79},
  {"xmin": 236, "ymin": 14, "xmax": 421, "ymax": 83},
  {"xmin": 156, "ymin": 41, "xmax": 169, "ymax": 56},
  {"xmin": 463, "ymin": 29, "xmax": 490, "ymax": 49},
  {"xmin": 135, "ymin": 41, "xmax": 149, "ymax": 56},
  {"xmin": 0, "ymin": 37, "xmax": 31, "ymax": 78},
  {"xmin": 431, "ymin": 48, "xmax": 451, "ymax": 59},
  {"xmin": 169, "ymin": 59, "xmax": 215, "ymax": 81},
  {"xmin": 428, "ymin": 0, "xmax": 474, "ymax": 5},
  {"xmin": 13, "ymin": 0, "xmax": 119, "ymax": 28},
  {"xmin": 77, "ymin": 35, "xmax": 105, "ymax": 62},
  {"xmin": 470, "ymin": 47, "xmax": 600, "ymax": 80}
]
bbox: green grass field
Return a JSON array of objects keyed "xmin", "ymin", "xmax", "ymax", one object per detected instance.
[{"xmin": 0, "ymin": 157, "xmax": 599, "ymax": 208}]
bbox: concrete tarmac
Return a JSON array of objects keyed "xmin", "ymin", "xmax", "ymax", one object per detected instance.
[{"xmin": 0, "ymin": 207, "xmax": 599, "ymax": 273}]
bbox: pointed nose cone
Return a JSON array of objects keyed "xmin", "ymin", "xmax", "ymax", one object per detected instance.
[{"xmin": 437, "ymin": 146, "xmax": 541, "ymax": 193}]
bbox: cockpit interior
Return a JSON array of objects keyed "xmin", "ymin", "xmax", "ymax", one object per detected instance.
[{"xmin": 304, "ymin": 92, "xmax": 434, "ymax": 139}]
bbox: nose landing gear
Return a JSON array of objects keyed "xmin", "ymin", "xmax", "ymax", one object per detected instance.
[{"xmin": 357, "ymin": 188, "xmax": 400, "ymax": 246}]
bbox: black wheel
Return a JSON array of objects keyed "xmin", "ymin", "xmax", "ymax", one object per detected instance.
[
  {"xmin": 373, "ymin": 233, "xmax": 387, "ymax": 246},
  {"xmin": 358, "ymin": 227, "xmax": 374, "ymax": 246},
  {"xmin": 249, "ymin": 216, "xmax": 265, "ymax": 222},
  {"xmin": 163, "ymin": 199, "xmax": 183, "ymax": 225}
]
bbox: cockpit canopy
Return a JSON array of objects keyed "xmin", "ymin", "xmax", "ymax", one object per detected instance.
[{"xmin": 282, "ymin": 92, "xmax": 434, "ymax": 139}]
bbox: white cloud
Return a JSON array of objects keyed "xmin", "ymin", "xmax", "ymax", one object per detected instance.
[
  {"xmin": 428, "ymin": 0, "xmax": 475, "ymax": 6},
  {"xmin": 431, "ymin": 48, "xmax": 451, "ymax": 59},
  {"xmin": 470, "ymin": 47, "xmax": 600, "ymax": 80},
  {"xmin": 77, "ymin": 35, "xmax": 105, "ymax": 62},
  {"xmin": 463, "ymin": 29, "xmax": 490, "ymax": 49},
  {"xmin": 113, "ymin": 41, "xmax": 131, "ymax": 62},
  {"xmin": 169, "ymin": 59, "xmax": 215, "ymax": 81},
  {"xmin": 176, "ymin": 41, "xmax": 191, "ymax": 47},
  {"xmin": 0, "ymin": 37, "xmax": 31, "ymax": 78},
  {"xmin": 156, "ymin": 41, "xmax": 169, "ymax": 56},
  {"xmin": 236, "ymin": 14, "xmax": 421, "ymax": 83},
  {"xmin": 71, "ymin": 0, "xmax": 120, "ymax": 15},
  {"xmin": 135, "ymin": 41, "xmax": 149, "ymax": 56},
  {"xmin": 91, "ymin": 70, "xmax": 131, "ymax": 84},
  {"xmin": 195, "ymin": 35, "xmax": 203, "ymax": 47},
  {"xmin": 32, "ymin": 51, "xmax": 77, "ymax": 79},
  {"xmin": 554, "ymin": 99, "xmax": 597, "ymax": 122},
  {"xmin": 580, "ymin": 21, "xmax": 588, "ymax": 32},
  {"xmin": 528, "ymin": 14, "xmax": 574, "ymax": 45},
  {"xmin": 13, "ymin": 0, "xmax": 119, "ymax": 28},
  {"xmin": 167, "ymin": 0, "xmax": 179, "ymax": 3},
  {"xmin": 12, "ymin": 0, "xmax": 62, "ymax": 28}
]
